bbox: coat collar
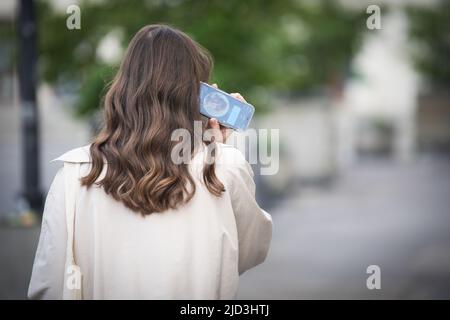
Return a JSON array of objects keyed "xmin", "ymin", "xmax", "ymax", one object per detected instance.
[{"xmin": 50, "ymin": 144, "xmax": 101, "ymax": 163}]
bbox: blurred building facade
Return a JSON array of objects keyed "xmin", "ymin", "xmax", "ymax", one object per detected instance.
[{"xmin": 257, "ymin": 1, "xmax": 449, "ymax": 194}]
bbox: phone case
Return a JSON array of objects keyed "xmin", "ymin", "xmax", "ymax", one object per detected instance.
[{"xmin": 199, "ymin": 82, "xmax": 255, "ymax": 131}]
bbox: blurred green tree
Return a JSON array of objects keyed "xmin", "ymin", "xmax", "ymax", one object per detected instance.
[
  {"xmin": 36, "ymin": 0, "xmax": 366, "ymax": 117},
  {"xmin": 407, "ymin": 0, "xmax": 450, "ymax": 89}
]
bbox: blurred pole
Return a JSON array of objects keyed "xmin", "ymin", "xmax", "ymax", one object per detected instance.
[{"xmin": 18, "ymin": 0, "xmax": 42, "ymax": 213}]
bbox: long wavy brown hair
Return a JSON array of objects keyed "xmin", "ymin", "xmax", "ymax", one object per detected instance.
[{"xmin": 81, "ymin": 24, "xmax": 225, "ymax": 215}]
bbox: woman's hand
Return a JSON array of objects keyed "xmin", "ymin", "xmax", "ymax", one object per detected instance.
[{"xmin": 206, "ymin": 83, "xmax": 247, "ymax": 143}]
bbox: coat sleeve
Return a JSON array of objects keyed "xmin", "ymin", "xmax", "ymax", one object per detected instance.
[
  {"xmin": 225, "ymin": 151, "xmax": 273, "ymax": 275},
  {"xmin": 28, "ymin": 167, "xmax": 67, "ymax": 299}
]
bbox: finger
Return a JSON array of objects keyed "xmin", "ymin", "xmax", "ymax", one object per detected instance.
[
  {"xmin": 230, "ymin": 93, "xmax": 246, "ymax": 102},
  {"xmin": 207, "ymin": 118, "xmax": 223, "ymax": 143},
  {"xmin": 208, "ymin": 118, "xmax": 220, "ymax": 130}
]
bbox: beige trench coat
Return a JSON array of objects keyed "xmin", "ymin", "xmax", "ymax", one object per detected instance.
[{"xmin": 28, "ymin": 143, "xmax": 272, "ymax": 299}]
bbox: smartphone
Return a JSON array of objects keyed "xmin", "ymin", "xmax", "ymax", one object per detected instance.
[{"xmin": 199, "ymin": 82, "xmax": 255, "ymax": 131}]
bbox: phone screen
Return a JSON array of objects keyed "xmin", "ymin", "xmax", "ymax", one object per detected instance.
[{"xmin": 199, "ymin": 82, "xmax": 255, "ymax": 131}]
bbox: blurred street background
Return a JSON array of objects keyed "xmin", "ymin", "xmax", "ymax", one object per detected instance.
[{"xmin": 1, "ymin": 0, "xmax": 450, "ymax": 299}]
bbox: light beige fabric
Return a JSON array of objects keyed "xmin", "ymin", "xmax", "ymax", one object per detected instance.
[{"xmin": 28, "ymin": 143, "xmax": 272, "ymax": 299}]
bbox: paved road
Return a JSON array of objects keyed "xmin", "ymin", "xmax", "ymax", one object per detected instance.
[
  {"xmin": 238, "ymin": 154, "xmax": 450, "ymax": 299},
  {"xmin": 1, "ymin": 154, "xmax": 450, "ymax": 299}
]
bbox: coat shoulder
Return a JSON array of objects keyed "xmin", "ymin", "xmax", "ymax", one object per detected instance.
[
  {"xmin": 215, "ymin": 143, "xmax": 254, "ymax": 178},
  {"xmin": 216, "ymin": 143, "xmax": 247, "ymax": 167}
]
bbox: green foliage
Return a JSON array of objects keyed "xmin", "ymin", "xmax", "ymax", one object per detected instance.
[
  {"xmin": 407, "ymin": 0, "xmax": 450, "ymax": 88},
  {"xmin": 36, "ymin": 0, "xmax": 367, "ymax": 117}
]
